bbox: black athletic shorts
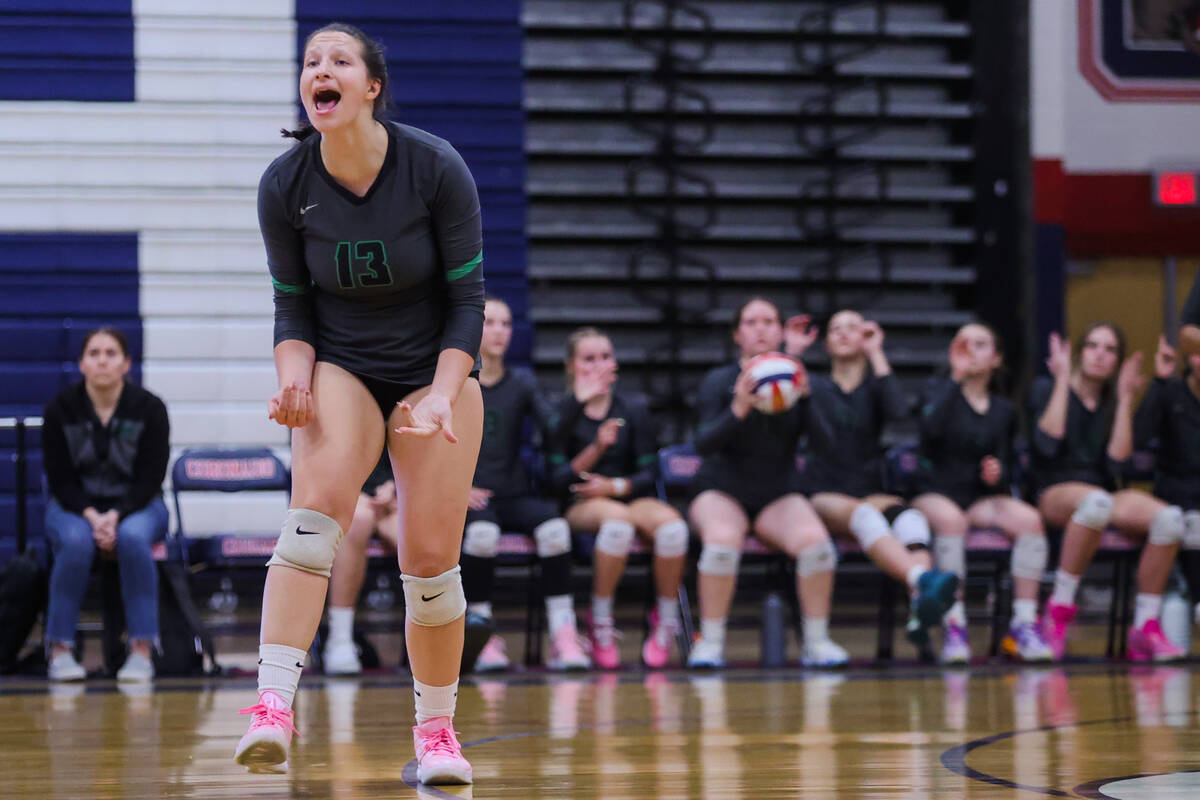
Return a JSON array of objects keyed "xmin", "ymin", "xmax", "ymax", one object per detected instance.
[
  {"xmin": 346, "ymin": 367, "xmax": 478, "ymax": 422},
  {"xmin": 689, "ymin": 470, "xmax": 794, "ymax": 520},
  {"xmin": 466, "ymin": 495, "xmax": 560, "ymax": 533}
]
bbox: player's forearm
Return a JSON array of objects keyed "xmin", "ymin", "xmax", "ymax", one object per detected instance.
[
  {"xmin": 274, "ymin": 340, "xmax": 316, "ymax": 389},
  {"xmin": 429, "ymin": 348, "xmax": 475, "ymax": 401},
  {"xmin": 1036, "ymin": 376, "xmax": 1070, "ymax": 440}
]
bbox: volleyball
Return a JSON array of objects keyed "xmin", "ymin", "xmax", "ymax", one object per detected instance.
[{"xmin": 745, "ymin": 352, "xmax": 806, "ymax": 414}]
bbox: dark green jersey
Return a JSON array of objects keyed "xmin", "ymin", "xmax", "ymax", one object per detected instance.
[
  {"xmin": 258, "ymin": 121, "xmax": 484, "ymax": 384},
  {"xmin": 474, "ymin": 368, "xmax": 554, "ymax": 497}
]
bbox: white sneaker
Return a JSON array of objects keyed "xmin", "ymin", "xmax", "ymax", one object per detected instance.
[
  {"xmin": 800, "ymin": 638, "xmax": 849, "ymax": 668},
  {"xmin": 323, "ymin": 637, "xmax": 362, "ymax": 675},
  {"xmin": 116, "ymin": 652, "xmax": 155, "ymax": 683},
  {"xmin": 686, "ymin": 636, "xmax": 725, "ymax": 669},
  {"xmin": 48, "ymin": 651, "xmax": 86, "ymax": 682}
]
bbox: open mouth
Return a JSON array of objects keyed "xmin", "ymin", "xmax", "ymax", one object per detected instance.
[{"xmin": 313, "ymin": 88, "xmax": 341, "ymax": 113}]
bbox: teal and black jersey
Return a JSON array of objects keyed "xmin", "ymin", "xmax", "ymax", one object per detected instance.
[
  {"xmin": 475, "ymin": 368, "xmax": 555, "ymax": 498},
  {"xmin": 258, "ymin": 121, "xmax": 484, "ymax": 384}
]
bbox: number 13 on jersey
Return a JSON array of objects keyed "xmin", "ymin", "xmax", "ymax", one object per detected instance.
[{"xmin": 335, "ymin": 240, "xmax": 393, "ymax": 289}]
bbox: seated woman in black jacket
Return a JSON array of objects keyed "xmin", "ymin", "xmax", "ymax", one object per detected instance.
[
  {"xmin": 546, "ymin": 327, "xmax": 688, "ymax": 669},
  {"xmin": 41, "ymin": 327, "xmax": 170, "ymax": 683}
]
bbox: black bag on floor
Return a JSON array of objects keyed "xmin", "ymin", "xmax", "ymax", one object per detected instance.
[
  {"xmin": 153, "ymin": 561, "xmax": 219, "ymax": 676},
  {"xmin": 0, "ymin": 551, "xmax": 47, "ymax": 673}
]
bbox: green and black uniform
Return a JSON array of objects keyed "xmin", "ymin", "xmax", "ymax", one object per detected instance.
[
  {"xmin": 546, "ymin": 392, "xmax": 659, "ymax": 501},
  {"xmin": 1026, "ymin": 377, "xmax": 1124, "ymax": 495},
  {"xmin": 462, "ymin": 368, "xmax": 573, "ymax": 602},
  {"xmin": 690, "ymin": 362, "xmax": 808, "ymax": 518},
  {"xmin": 259, "ymin": 121, "xmax": 485, "ymax": 418},
  {"xmin": 914, "ymin": 377, "xmax": 1016, "ymax": 508}
]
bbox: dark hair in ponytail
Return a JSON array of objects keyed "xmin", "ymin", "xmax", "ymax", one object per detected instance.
[{"xmin": 282, "ymin": 22, "xmax": 393, "ymax": 141}]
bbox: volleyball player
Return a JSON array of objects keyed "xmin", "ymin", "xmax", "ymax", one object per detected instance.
[
  {"xmin": 234, "ymin": 23, "xmax": 484, "ymax": 784},
  {"xmin": 687, "ymin": 298, "xmax": 848, "ymax": 668},
  {"xmin": 461, "ymin": 297, "xmax": 589, "ymax": 672},
  {"xmin": 794, "ymin": 310, "xmax": 958, "ymax": 659},
  {"xmin": 1032, "ymin": 324, "xmax": 1184, "ymax": 662},
  {"xmin": 546, "ymin": 328, "xmax": 689, "ymax": 669},
  {"xmin": 1134, "ymin": 333, "xmax": 1200, "ymax": 631},
  {"xmin": 1180, "ymin": 271, "xmax": 1200, "ymax": 357},
  {"xmin": 910, "ymin": 324, "xmax": 1054, "ymax": 663}
]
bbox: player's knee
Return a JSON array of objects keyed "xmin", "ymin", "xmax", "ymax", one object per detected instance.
[
  {"xmin": 1012, "ymin": 505, "xmax": 1044, "ymax": 535},
  {"xmin": 1071, "ymin": 490, "xmax": 1113, "ymax": 531},
  {"xmin": 933, "ymin": 533, "xmax": 966, "ymax": 579},
  {"xmin": 652, "ymin": 519, "xmax": 689, "ymax": 559},
  {"xmin": 533, "ymin": 517, "xmax": 572, "ymax": 559},
  {"xmin": 796, "ymin": 537, "xmax": 837, "ymax": 577},
  {"xmin": 462, "ymin": 520, "xmax": 501, "ymax": 559},
  {"xmin": 346, "ymin": 505, "xmax": 377, "ymax": 543},
  {"xmin": 594, "ymin": 519, "xmax": 635, "ymax": 557},
  {"xmin": 401, "ymin": 565, "xmax": 466, "ymax": 626},
  {"xmin": 698, "ymin": 543, "xmax": 741, "ymax": 577},
  {"xmin": 1010, "ymin": 534, "xmax": 1048, "ymax": 581},
  {"xmin": 268, "ymin": 508, "xmax": 344, "ymax": 578},
  {"xmin": 701, "ymin": 523, "xmax": 744, "ymax": 550},
  {"xmin": 887, "ymin": 506, "xmax": 931, "ymax": 551},
  {"xmin": 849, "ymin": 503, "xmax": 890, "ymax": 551},
  {"xmin": 1148, "ymin": 505, "xmax": 1184, "ymax": 547}
]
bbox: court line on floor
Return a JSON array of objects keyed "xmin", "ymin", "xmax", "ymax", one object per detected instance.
[{"xmin": 939, "ymin": 711, "xmax": 1199, "ymax": 797}]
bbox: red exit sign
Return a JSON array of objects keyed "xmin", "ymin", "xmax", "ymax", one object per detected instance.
[{"xmin": 1154, "ymin": 170, "xmax": 1199, "ymax": 206}]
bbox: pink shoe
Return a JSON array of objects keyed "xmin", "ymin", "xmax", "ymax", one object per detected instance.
[
  {"xmin": 412, "ymin": 716, "xmax": 473, "ymax": 785},
  {"xmin": 474, "ymin": 635, "xmax": 510, "ymax": 672},
  {"xmin": 1128, "ymin": 619, "xmax": 1186, "ymax": 662},
  {"xmin": 1039, "ymin": 601, "xmax": 1077, "ymax": 660},
  {"xmin": 234, "ymin": 691, "xmax": 299, "ymax": 771},
  {"xmin": 546, "ymin": 623, "xmax": 591, "ymax": 671},
  {"xmin": 589, "ymin": 615, "xmax": 622, "ymax": 670},
  {"xmin": 642, "ymin": 609, "xmax": 680, "ymax": 668}
]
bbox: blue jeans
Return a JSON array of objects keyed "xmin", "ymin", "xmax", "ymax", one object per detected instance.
[{"xmin": 44, "ymin": 497, "xmax": 169, "ymax": 646}]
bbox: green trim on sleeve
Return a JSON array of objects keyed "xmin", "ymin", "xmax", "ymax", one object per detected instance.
[
  {"xmin": 446, "ymin": 249, "xmax": 483, "ymax": 281},
  {"xmin": 637, "ymin": 453, "xmax": 657, "ymax": 467},
  {"xmin": 272, "ymin": 277, "xmax": 310, "ymax": 294}
]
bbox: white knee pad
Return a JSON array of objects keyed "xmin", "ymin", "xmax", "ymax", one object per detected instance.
[
  {"xmin": 267, "ymin": 508, "xmax": 344, "ymax": 578},
  {"xmin": 698, "ymin": 543, "xmax": 741, "ymax": 576},
  {"xmin": 1010, "ymin": 535, "xmax": 1049, "ymax": 581},
  {"xmin": 462, "ymin": 520, "xmax": 501, "ymax": 558},
  {"xmin": 653, "ymin": 519, "xmax": 689, "ymax": 559},
  {"xmin": 797, "ymin": 538, "xmax": 837, "ymax": 577},
  {"xmin": 849, "ymin": 504, "xmax": 890, "ymax": 552},
  {"xmin": 1071, "ymin": 490, "xmax": 1113, "ymax": 530},
  {"xmin": 401, "ymin": 566, "xmax": 467, "ymax": 627},
  {"xmin": 893, "ymin": 509, "xmax": 931, "ymax": 549},
  {"xmin": 1183, "ymin": 510, "xmax": 1200, "ymax": 550},
  {"xmin": 934, "ymin": 535, "xmax": 966, "ymax": 580},
  {"xmin": 1149, "ymin": 505, "xmax": 1184, "ymax": 546},
  {"xmin": 594, "ymin": 519, "xmax": 635, "ymax": 557},
  {"xmin": 533, "ymin": 517, "xmax": 572, "ymax": 559}
]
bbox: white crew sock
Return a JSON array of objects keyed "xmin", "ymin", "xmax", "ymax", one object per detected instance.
[
  {"xmin": 258, "ymin": 643, "xmax": 307, "ymax": 708},
  {"xmin": 906, "ymin": 564, "xmax": 928, "ymax": 593},
  {"xmin": 545, "ymin": 594, "xmax": 575, "ymax": 633},
  {"xmin": 699, "ymin": 618, "xmax": 726, "ymax": 648},
  {"xmin": 803, "ymin": 617, "xmax": 829, "ymax": 646},
  {"xmin": 414, "ymin": 678, "xmax": 459, "ymax": 724},
  {"xmin": 1012, "ymin": 599, "xmax": 1038, "ymax": 626},
  {"xmin": 943, "ymin": 600, "xmax": 967, "ymax": 628},
  {"xmin": 1133, "ymin": 593, "xmax": 1163, "ymax": 629},
  {"xmin": 327, "ymin": 606, "xmax": 354, "ymax": 644},
  {"xmin": 1050, "ymin": 569, "xmax": 1081, "ymax": 607},
  {"xmin": 592, "ymin": 595, "xmax": 614, "ymax": 625},
  {"xmin": 657, "ymin": 596, "xmax": 680, "ymax": 626}
]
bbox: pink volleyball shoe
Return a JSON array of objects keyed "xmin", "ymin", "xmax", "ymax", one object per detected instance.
[
  {"xmin": 1128, "ymin": 619, "xmax": 1186, "ymax": 663},
  {"xmin": 589, "ymin": 615, "xmax": 622, "ymax": 670},
  {"xmin": 234, "ymin": 691, "xmax": 299, "ymax": 771},
  {"xmin": 1039, "ymin": 601, "xmax": 1077, "ymax": 661},
  {"xmin": 412, "ymin": 716, "xmax": 473, "ymax": 785},
  {"xmin": 642, "ymin": 609, "xmax": 680, "ymax": 668}
]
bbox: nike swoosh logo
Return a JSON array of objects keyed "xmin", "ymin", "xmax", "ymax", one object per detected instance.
[
  {"xmin": 300, "ymin": 203, "xmax": 318, "ymax": 214},
  {"xmin": 296, "ymin": 526, "xmax": 319, "ymax": 536},
  {"xmin": 421, "ymin": 592, "xmax": 445, "ymax": 602}
]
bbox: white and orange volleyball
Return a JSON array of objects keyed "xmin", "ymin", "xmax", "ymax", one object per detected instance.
[{"xmin": 745, "ymin": 352, "xmax": 807, "ymax": 414}]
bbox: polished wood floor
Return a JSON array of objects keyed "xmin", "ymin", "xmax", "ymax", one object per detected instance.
[{"xmin": 3, "ymin": 663, "xmax": 1199, "ymax": 799}]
